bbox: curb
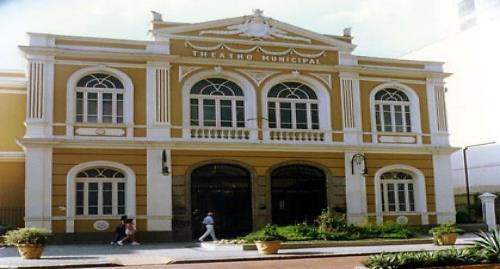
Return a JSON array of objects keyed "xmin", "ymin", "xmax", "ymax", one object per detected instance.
[
  {"xmin": 237, "ymin": 238, "xmax": 433, "ymax": 250},
  {"xmin": 0, "ymin": 263, "xmax": 117, "ymax": 269}
]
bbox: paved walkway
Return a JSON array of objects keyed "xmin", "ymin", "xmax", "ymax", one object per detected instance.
[
  {"xmin": 0, "ymin": 236, "xmax": 478, "ymax": 268},
  {"xmin": 99, "ymin": 256, "xmax": 371, "ymax": 269}
]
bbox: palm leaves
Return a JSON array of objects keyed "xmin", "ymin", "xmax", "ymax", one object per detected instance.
[{"xmin": 473, "ymin": 230, "xmax": 500, "ymax": 262}]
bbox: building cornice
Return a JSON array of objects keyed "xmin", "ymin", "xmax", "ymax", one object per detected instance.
[
  {"xmin": 19, "ymin": 46, "xmax": 178, "ymax": 62},
  {"xmin": 17, "ymin": 137, "xmax": 460, "ymax": 155}
]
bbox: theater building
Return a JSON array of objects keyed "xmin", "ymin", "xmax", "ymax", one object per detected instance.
[{"xmin": 0, "ymin": 10, "xmax": 457, "ymax": 240}]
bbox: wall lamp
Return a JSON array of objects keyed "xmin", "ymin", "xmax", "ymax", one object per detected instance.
[{"xmin": 162, "ymin": 149, "xmax": 170, "ymax": 176}]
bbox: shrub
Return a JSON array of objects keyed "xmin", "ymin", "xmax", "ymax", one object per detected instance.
[
  {"xmin": 3, "ymin": 228, "xmax": 53, "ymax": 245},
  {"xmin": 429, "ymin": 222, "xmax": 464, "ymax": 237},
  {"xmin": 250, "ymin": 224, "xmax": 286, "ymax": 242},
  {"xmin": 363, "ymin": 248, "xmax": 492, "ymax": 269},
  {"xmin": 315, "ymin": 209, "xmax": 347, "ymax": 232},
  {"xmin": 472, "ymin": 230, "xmax": 500, "ymax": 262}
]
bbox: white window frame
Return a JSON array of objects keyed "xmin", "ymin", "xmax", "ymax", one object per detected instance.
[
  {"xmin": 261, "ymin": 74, "xmax": 332, "ymax": 133},
  {"xmin": 66, "ymin": 161, "xmax": 136, "ymax": 233},
  {"xmin": 374, "ymin": 165, "xmax": 428, "ymax": 225},
  {"xmin": 380, "ymin": 175, "xmax": 415, "ymax": 213},
  {"xmin": 189, "ymin": 80, "xmax": 246, "ymax": 128},
  {"xmin": 181, "ymin": 69, "xmax": 258, "ymax": 140},
  {"xmin": 75, "ymin": 176, "xmax": 126, "ymax": 216},
  {"xmin": 369, "ymin": 82, "xmax": 422, "ymax": 144},
  {"xmin": 66, "ymin": 66, "xmax": 134, "ymax": 137},
  {"xmin": 267, "ymin": 97, "xmax": 319, "ymax": 129},
  {"xmin": 374, "ymin": 98, "xmax": 411, "ymax": 133},
  {"xmin": 76, "ymin": 87, "xmax": 124, "ymax": 124}
]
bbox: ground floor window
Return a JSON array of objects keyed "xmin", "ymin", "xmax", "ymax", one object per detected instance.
[
  {"xmin": 380, "ymin": 171, "xmax": 415, "ymax": 212},
  {"xmin": 75, "ymin": 168, "xmax": 126, "ymax": 216}
]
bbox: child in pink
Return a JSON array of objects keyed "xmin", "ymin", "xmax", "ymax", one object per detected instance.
[{"xmin": 118, "ymin": 219, "xmax": 140, "ymax": 246}]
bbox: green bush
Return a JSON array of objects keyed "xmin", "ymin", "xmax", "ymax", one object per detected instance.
[
  {"xmin": 429, "ymin": 222, "xmax": 464, "ymax": 237},
  {"xmin": 3, "ymin": 228, "xmax": 53, "ymax": 245},
  {"xmin": 240, "ymin": 221, "xmax": 413, "ymax": 242},
  {"xmin": 363, "ymin": 231, "xmax": 500, "ymax": 268},
  {"xmin": 472, "ymin": 230, "xmax": 500, "ymax": 262},
  {"xmin": 249, "ymin": 224, "xmax": 286, "ymax": 242},
  {"xmin": 363, "ymin": 248, "xmax": 492, "ymax": 269}
]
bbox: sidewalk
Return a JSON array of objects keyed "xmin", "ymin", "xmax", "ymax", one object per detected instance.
[{"xmin": 0, "ymin": 235, "xmax": 478, "ymax": 268}]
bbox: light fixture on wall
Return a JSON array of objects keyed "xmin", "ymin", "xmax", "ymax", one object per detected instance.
[
  {"xmin": 351, "ymin": 153, "xmax": 368, "ymax": 175},
  {"xmin": 162, "ymin": 149, "xmax": 170, "ymax": 176}
]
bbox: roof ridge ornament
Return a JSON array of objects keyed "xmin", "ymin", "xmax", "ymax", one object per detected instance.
[
  {"xmin": 199, "ymin": 10, "xmax": 311, "ymax": 43},
  {"xmin": 151, "ymin": 10, "xmax": 163, "ymax": 22}
]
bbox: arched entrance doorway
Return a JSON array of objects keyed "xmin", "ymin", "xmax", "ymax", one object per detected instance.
[
  {"xmin": 191, "ymin": 164, "xmax": 252, "ymax": 239},
  {"xmin": 271, "ymin": 164, "xmax": 327, "ymax": 225}
]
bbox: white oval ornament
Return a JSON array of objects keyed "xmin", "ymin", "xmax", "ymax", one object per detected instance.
[
  {"xmin": 93, "ymin": 220, "xmax": 110, "ymax": 231},
  {"xmin": 396, "ymin": 216, "xmax": 409, "ymax": 225}
]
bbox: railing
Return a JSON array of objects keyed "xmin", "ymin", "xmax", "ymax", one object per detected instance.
[
  {"xmin": 188, "ymin": 127, "xmax": 253, "ymax": 141},
  {"xmin": 0, "ymin": 207, "xmax": 24, "ymax": 228},
  {"xmin": 267, "ymin": 129, "xmax": 326, "ymax": 142}
]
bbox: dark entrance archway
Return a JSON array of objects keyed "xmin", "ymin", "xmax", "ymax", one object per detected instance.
[
  {"xmin": 271, "ymin": 164, "xmax": 327, "ymax": 225},
  {"xmin": 191, "ymin": 164, "xmax": 252, "ymax": 239}
]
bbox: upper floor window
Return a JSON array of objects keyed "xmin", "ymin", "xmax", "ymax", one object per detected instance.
[
  {"xmin": 75, "ymin": 73, "xmax": 124, "ymax": 124},
  {"xmin": 75, "ymin": 167, "xmax": 126, "ymax": 216},
  {"xmin": 267, "ymin": 82, "xmax": 319, "ymax": 129},
  {"xmin": 374, "ymin": 89, "xmax": 411, "ymax": 133},
  {"xmin": 380, "ymin": 171, "xmax": 415, "ymax": 212},
  {"xmin": 189, "ymin": 78, "xmax": 245, "ymax": 128}
]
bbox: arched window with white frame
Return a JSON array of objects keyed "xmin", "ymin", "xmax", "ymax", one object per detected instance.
[
  {"xmin": 75, "ymin": 167, "xmax": 126, "ymax": 216},
  {"xmin": 379, "ymin": 171, "xmax": 416, "ymax": 212},
  {"xmin": 75, "ymin": 73, "xmax": 125, "ymax": 124},
  {"xmin": 374, "ymin": 88, "xmax": 412, "ymax": 133},
  {"xmin": 267, "ymin": 82, "xmax": 319, "ymax": 130},
  {"xmin": 189, "ymin": 78, "xmax": 245, "ymax": 128}
]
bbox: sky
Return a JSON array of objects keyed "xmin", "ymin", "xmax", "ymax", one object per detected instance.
[{"xmin": 0, "ymin": 0, "xmax": 459, "ymax": 70}]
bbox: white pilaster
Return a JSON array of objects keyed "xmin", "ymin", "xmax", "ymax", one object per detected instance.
[
  {"xmin": 146, "ymin": 148, "xmax": 173, "ymax": 231},
  {"xmin": 344, "ymin": 152, "xmax": 368, "ymax": 224},
  {"xmin": 25, "ymin": 56, "xmax": 55, "ymax": 138},
  {"xmin": 25, "ymin": 146, "xmax": 52, "ymax": 230},
  {"xmin": 433, "ymin": 153, "xmax": 456, "ymax": 224},
  {"xmin": 426, "ymin": 78, "xmax": 450, "ymax": 146},
  {"xmin": 147, "ymin": 62, "xmax": 171, "ymax": 139},
  {"xmin": 340, "ymin": 72, "xmax": 362, "ymax": 145}
]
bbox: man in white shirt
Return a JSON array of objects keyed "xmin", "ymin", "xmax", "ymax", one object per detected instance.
[{"xmin": 198, "ymin": 212, "xmax": 217, "ymax": 242}]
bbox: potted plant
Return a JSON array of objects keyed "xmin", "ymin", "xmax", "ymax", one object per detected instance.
[
  {"xmin": 3, "ymin": 228, "xmax": 53, "ymax": 259},
  {"xmin": 429, "ymin": 222, "xmax": 464, "ymax": 245},
  {"xmin": 253, "ymin": 224, "xmax": 285, "ymax": 254}
]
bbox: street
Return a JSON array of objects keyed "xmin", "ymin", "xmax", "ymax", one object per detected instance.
[{"xmin": 84, "ymin": 256, "xmax": 369, "ymax": 269}]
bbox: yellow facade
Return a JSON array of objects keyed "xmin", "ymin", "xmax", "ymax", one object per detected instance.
[{"xmin": 0, "ymin": 11, "xmax": 457, "ymax": 240}]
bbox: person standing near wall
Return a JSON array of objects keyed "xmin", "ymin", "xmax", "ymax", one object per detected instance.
[{"xmin": 198, "ymin": 212, "xmax": 217, "ymax": 242}]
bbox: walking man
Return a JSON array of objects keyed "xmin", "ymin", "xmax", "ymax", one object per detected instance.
[{"xmin": 198, "ymin": 212, "xmax": 217, "ymax": 242}]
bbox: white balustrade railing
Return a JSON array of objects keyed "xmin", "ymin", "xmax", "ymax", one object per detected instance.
[
  {"xmin": 267, "ymin": 129, "xmax": 326, "ymax": 142},
  {"xmin": 189, "ymin": 127, "xmax": 252, "ymax": 141}
]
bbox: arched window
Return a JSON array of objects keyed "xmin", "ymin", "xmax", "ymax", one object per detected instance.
[
  {"xmin": 75, "ymin": 167, "xmax": 126, "ymax": 216},
  {"xmin": 75, "ymin": 73, "xmax": 124, "ymax": 123},
  {"xmin": 267, "ymin": 82, "xmax": 319, "ymax": 129},
  {"xmin": 189, "ymin": 78, "xmax": 245, "ymax": 128},
  {"xmin": 374, "ymin": 89, "xmax": 412, "ymax": 133},
  {"xmin": 379, "ymin": 171, "xmax": 415, "ymax": 212}
]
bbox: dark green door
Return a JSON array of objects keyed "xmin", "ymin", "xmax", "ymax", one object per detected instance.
[
  {"xmin": 191, "ymin": 164, "xmax": 252, "ymax": 239},
  {"xmin": 271, "ymin": 165, "xmax": 327, "ymax": 225}
]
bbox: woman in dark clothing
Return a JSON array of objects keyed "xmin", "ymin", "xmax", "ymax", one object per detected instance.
[{"xmin": 110, "ymin": 215, "xmax": 127, "ymax": 245}]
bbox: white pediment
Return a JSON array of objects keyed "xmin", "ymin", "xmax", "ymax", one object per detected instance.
[{"xmin": 152, "ymin": 10, "xmax": 355, "ymax": 50}]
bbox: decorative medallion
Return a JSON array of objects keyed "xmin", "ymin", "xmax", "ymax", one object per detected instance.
[
  {"xmin": 93, "ymin": 220, "xmax": 110, "ymax": 231},
  {"xmin": 199, "ymin": 9, "xmax": 312, "ymax": 43},
  {"xmin": 396, "ymin": 216, "xmax": 409, "ymax": 225}
]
